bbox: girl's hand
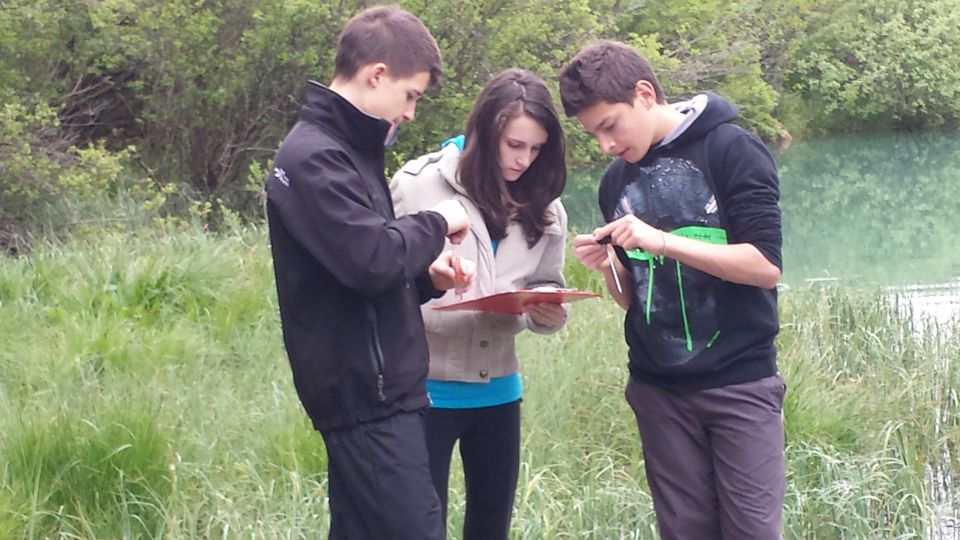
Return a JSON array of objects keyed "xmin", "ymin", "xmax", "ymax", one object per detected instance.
[{"xmin": 524, "ymin": 302, "xmax": 566, "ymax": 327}]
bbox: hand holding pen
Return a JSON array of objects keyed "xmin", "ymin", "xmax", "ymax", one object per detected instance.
[
  {"xmin": 571, "ymin": 233, "xmax": 623, "ymax": 294},
  {"xmin": 597, "ymin": 235, "xmax": 622, "ymax": 294},
  {"xmin": 451, "ymin": 251, "xmax": 465, "ymax": 300},
  {"xmin": 429, "ymin": 250, "xmax": 475, "ymax": 294}
]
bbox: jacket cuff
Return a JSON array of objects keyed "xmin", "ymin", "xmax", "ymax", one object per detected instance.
[{"xmin": 415, "ymin": 273, "xmax": 445, "ymax": 304}]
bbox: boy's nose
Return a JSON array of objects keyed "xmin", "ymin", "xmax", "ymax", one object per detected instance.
[{"xmin": 597, "ymin": 135, "xmax": 615, "ymax": 154}]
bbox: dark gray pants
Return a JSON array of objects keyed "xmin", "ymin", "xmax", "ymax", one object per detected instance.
[
  {"xmin": 625, "ymin": 375, "xmax": 786, "ymax": 540},
  {"xmin": 321, "ymin": 410, "xmax": 445, "ymax": 540}
]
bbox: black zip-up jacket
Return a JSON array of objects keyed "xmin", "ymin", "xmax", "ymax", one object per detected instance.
[
  {"xmin": 266, "ymin": 82, "xmax": 448, "ymax": 432},
  {"xmin": 600, "ymin": 93, "xmax": 782, "ymax": 390}
]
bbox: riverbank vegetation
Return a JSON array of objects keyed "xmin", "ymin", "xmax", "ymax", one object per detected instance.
[
  {"xmin": 3, "ymin": 0, "xmax": 960, "ymax": 251},
  {"xmin": 2, "ymin": 2, "xmax": 959, "ymax": 536},
  {"xmin": 0, "ymin": 226, "xmax": 957, "ymax": 538}
]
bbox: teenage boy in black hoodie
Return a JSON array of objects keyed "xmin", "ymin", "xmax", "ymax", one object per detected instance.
[
  {"xmin": 559, "ymin": 41, "xmax": 785, "ymax": 539},
  {"xmin": 265, "ymin": 6, "xmax": 474, "ymax": 539}
]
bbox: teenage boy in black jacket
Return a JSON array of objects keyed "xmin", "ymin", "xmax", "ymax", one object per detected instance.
[
  {"xmin": 559, "ymin": 41, "xmax": 786, "ymax": 539},
  {"xmin": 265, "ymin": 6, "xmax": 473, "ymax": 539}
]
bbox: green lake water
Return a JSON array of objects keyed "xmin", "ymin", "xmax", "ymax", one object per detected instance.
[{"xmin": 563, "ymin": 130, "xmax": 960, "ymax": 323}]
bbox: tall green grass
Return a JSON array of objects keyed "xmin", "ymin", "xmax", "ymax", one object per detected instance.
[{"xmin": 0, "ymin": 227, "xmax": 957, "ymax": 538}]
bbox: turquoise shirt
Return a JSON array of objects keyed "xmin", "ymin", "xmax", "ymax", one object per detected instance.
[{"xmin": 427, "ymin": 373, "xmax": 522, "ymax": 409}]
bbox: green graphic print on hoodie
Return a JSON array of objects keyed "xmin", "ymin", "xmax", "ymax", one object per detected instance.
[
  {"xmin": 615, "ymin": 157, "xmax": 728, "ymax": 367},
  {"xmin": 599, "ymin": 93, "xmax": 782, "ymax": 390}
]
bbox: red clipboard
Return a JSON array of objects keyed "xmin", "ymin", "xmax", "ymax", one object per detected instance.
[{"xmin": 432, "ymin": 289, "xmax": 600, "ymax": 314}]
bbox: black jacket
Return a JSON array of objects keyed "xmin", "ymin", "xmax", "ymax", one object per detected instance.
[
  {"xmin": 599, "ymin": 93, "xmax": 781, "ymax": 390},
  {"xmin": 266, "ymin": 82, "xmax": 448, "ymax": 431}
]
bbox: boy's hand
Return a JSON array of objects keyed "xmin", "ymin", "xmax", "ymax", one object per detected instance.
[
  {"xmin": 572, "ymin": 234, "xmax": 610, "ymax": 271},
  {"xmin": 593, "ymin": 215, "xmax": 663, "ymax": 254},
  {"xmin": 429, "ymin": 250, "xmax": 476, "ymax": 292},
  {"xmin": 430, "ymin": 199, "xmax": 470, "ymax": 244}
]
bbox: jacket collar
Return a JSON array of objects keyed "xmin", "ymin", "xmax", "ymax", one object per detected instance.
[
  {"xmin": 436, "ymin": 143, "xmax": 469, "ymax": 197},
  {"xmin": 299, "ymin": 81, "xmax": 391, "ymax": 156}
]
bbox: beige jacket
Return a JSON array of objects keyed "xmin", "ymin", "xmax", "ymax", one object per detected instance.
[{"xmin": 390, "ymin": 143, "xmax": 567, "ymax": 382}]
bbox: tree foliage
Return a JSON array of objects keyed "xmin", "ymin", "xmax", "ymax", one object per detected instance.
[
  {"xmin": 787, "ymin": 0, "xmax": 960, "ymax": 132},
  {"xmin": 0, "ymin": 0, "xmax": 957, "ymax": 246}
]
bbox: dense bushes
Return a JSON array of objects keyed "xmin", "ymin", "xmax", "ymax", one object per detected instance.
[
  {"xmin": 786, "ymin": 0, "xmax": 960, "ymax": 132},
  {"xmin": 1, "ymin": 0, "xmax": 958, "ymax": 250}
]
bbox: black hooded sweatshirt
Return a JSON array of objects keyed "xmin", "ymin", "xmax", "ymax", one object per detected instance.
[
  {"xmin": 266, "ymin": 82, "xmax": 448, "ymax": 431},
  {"xmin": 599, "ymin": 92, "xmax": 782, "ymax": 390}
]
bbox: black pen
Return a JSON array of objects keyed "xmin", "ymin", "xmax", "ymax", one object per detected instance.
[{"xmin": 598, "ymin": 235, "xmax": 622, "ymax": 294}]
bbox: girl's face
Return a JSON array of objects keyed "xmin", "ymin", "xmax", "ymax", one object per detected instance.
[{"xmin": 498, "ymin": 114, "xmax": 548, "ymax": 182}]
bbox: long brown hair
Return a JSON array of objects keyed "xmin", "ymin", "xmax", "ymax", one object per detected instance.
[{"xmin": 459, "ymin": 68, "xmax": 566, "ymax": 247}]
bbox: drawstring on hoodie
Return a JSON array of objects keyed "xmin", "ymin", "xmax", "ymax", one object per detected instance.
[
  {"xmin": 675, "ymin": 260, "xmax": 693, "ymax": 351},
  {"xmin": 640, "ymin": 255, "xmax": 693, "ymax": 351},
  {"xmin": 645, "ymin": 257, "xmax": 655, "ymax": 324}
]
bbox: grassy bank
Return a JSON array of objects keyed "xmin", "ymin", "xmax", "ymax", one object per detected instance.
[{"xmin": 0, "ymin": 227, "xmax": 958, "ymax": 538}]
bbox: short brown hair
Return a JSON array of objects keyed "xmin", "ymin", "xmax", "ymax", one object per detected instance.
[
  {"xmin": 334, "ymin": 5, "xmax": 443, "ymax": 88},
  {"xmin": 557, "ymin": 40, "xmax": 665, "ymax": 117}
]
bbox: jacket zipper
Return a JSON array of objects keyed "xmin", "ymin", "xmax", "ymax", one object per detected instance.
[{"xmin": 365, "ymin": 304, "xmax": 387, "ymax": 402}]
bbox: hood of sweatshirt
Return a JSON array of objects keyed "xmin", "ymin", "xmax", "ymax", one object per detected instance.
[{"xmin": 655, "ymin": 92, "xmax": 738, "ymax": 150}]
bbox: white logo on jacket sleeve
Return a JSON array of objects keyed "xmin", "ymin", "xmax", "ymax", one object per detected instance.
[{"xmin": 273, "ymin": 167, "xmax": 290, "ymax": 187}]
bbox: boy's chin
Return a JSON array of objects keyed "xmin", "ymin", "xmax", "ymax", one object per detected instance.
[{"xmin": 619, "ymin": 146, "xmax": 651, "ymax": 163}]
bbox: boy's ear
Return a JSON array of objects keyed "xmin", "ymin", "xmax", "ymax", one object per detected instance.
[
  {"xmin": 361, "ymin": 62, "xmax": 389, "ymax": 88},
  {"xmin": 633, "ymin": 80, "xmax": 657, "ymax": 108}
]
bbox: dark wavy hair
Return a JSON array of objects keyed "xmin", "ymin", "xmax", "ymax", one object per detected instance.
[
  {"xmin": 558, "ymin": 40, "xmax": 665, "ymax": 117},
  {"xmin": 459, "ymin": 68, "xmax": 566, "ymax": 247}
]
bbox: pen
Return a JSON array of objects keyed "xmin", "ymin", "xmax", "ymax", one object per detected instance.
[
  {"xmin": 598, "ymin": 235, "xmax": 622, "ymax": 294},
  {"xmin": 451, "ymin": 251, "xmax": 464, "ymax": 301}
]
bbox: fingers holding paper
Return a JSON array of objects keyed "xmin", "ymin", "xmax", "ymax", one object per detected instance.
[
  {"xmin": 524, "ymin": 301, "xmax": 567, "ymax": 327},
  {"xmin": 429, "ymin": 250, "xmax": 476, "ymax": 292}
]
